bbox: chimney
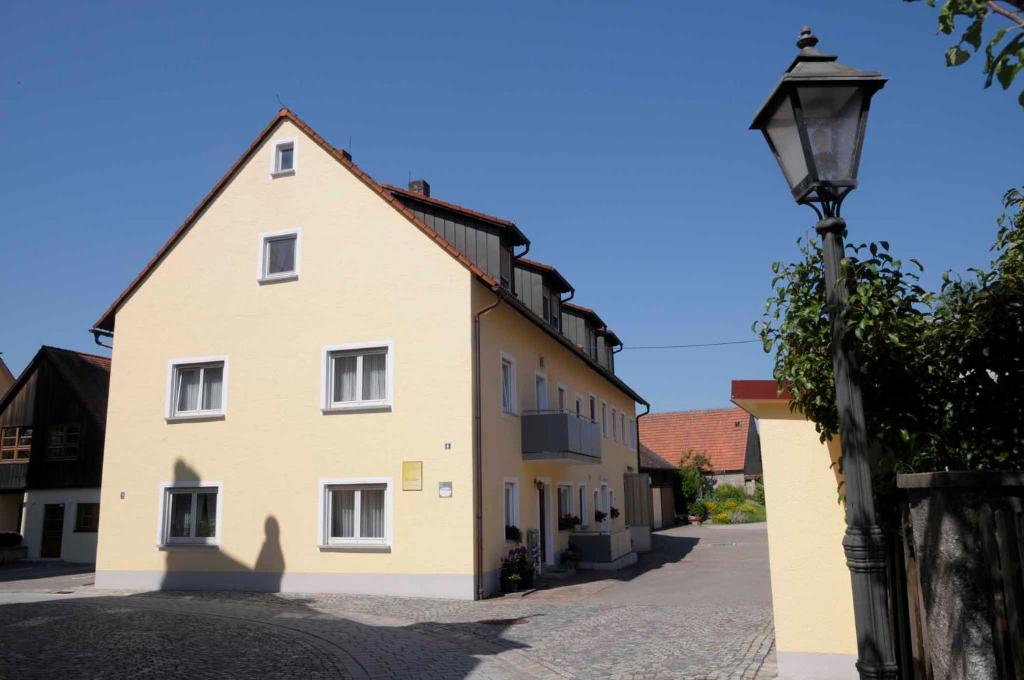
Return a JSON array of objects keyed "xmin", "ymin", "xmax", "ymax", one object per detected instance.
[{"xmin": 408, "ymin": 179, "xmax": 430, "ymax": 197}]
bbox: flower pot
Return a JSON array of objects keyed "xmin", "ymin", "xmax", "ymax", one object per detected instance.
[{"xmin": 500, "ymin": 576, "xmax": 521, "ymax": 593}]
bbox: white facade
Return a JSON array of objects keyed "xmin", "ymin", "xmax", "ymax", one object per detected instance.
[{"xmin": 21, "ymin": 488, "xmax": 101, "ymax": 563}]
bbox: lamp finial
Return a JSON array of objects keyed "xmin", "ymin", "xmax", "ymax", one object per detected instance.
[{"xmin": 797, "ymin": 26, "xmax": 819, "ymax": 50}]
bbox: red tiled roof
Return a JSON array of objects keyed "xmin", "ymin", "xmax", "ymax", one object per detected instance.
[
  {"xmin": 639, "ymin": 407, "xmax": 752, "ymax": 473},
  {"xmin": 383, "ymin": 184, "xmax": 524, "ymax": 232},
  {"xmin": 638, "ymin": 443, "xmax": 676, "ymax": 470}
]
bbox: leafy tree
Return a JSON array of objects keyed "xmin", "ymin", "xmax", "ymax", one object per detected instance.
[
  {"xmin": 907, "ymin": 0, "xmax": 1024, "ymax": 109},
  {"xmin": 678, "ymin": 450, "xmax": 712, "ymax": 507},
  {"xmin": 756, "ymin": 188, "xmax": 1024, "ymax": 480}
]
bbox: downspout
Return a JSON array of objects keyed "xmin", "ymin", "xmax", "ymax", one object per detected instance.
[
  {"xmin": 473, "ymin": 286, "xmax": 507, "ymax": 599},
  {"xmin": 91, "ymin": 328, "xmax": 114, "ymax": 350},
  {"xmin": 635, "ymin": 401, "xmax": 650, "ymax": 474}
]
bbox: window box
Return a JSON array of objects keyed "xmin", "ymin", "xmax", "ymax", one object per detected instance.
[
  {"xmin": 318, "ymin": 477, "xmax": 392, "ymax": 551},
  {"xmin": 321, "ymin": 342, "xmax": 394, "ymax": 413},
  {"xmin": 270, "ymin": 139, "xmax": 296, "ymax": 177},
  {"xmin": 500, "ymin": 353, "xmax": 518, "ymax": 415},
  {"xmin": 0, "ymin": 426, "xmax": 31, "ymax": 462},
  {"xmin": 74, "ymin": 502, "xmax": 99, "ymax": 532},
  {"xmin": 166, "ymin": 357, "xmax": 228, "ymax": 421},
  {"xmin": 258, "ymin": 229, "xmax": 301, "ymax": 283},
  {"xmin": 158, "ymin": 483, "xmax": 221, "ymax": 547}
]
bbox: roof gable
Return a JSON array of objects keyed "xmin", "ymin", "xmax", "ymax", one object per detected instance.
[
  {"xmin": 0, "ymin": 347, "xmax": 111, "ymax": 429},
  {"xmin": 93, "ymin": 108, "xmax": 495, "ymax": 333},
  {"xmin": 639, "ymin": 407, "xmax": 754, "ymax": 472}
]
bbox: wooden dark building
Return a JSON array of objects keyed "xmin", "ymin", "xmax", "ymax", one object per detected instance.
[{"xmin": 0, "ymin": 346, "xmax": 111, "ymax": 562}]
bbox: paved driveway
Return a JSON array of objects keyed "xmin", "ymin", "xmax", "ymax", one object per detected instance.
[{"xmin": 0, "ymin": 523, "xmax": 776, "ymax": 679}]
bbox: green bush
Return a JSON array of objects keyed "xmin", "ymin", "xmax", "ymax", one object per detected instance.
[
  {"xmin": 687, "ymin": 500, "xmax": 708, "ymax": 521},
  {"xmin": 754, "ymin": 479, "xmax": 765, "ymax": 505},
  {"xmin": 721, "ymin": 498, "xmax": 740, "ymax": 511},
  {"xmin": 712, "ymin": 512, "xmax": 732, "ymax": 524},
  {"xmin": 714, "ymin": 484, "xmax": 747, "ymax": 502},
  {"xmin": 703, "ymin": 499, "xmax": 719, "ymax": 514}
]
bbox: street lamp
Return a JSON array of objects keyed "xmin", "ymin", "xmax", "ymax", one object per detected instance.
[{"xmin": 751, "ymin": 27, "xmax": 898, "ymax": 680}]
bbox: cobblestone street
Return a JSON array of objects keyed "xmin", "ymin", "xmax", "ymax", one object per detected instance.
[{"xmin": 0, "ymin": 523, "xmax": 776, "ymax": 679}]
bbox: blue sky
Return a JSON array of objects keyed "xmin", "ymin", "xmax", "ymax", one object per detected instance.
[{"xmin": 1, "ymin": 1, "xmax": 1020, "ymax": 411}]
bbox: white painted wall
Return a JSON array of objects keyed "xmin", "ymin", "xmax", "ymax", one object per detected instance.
[{"xmin": 22, "ymin": 488, "xmax": 100, "ymax": 563}]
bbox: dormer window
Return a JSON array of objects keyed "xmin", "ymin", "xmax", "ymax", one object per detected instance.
[
  {"xmin": 259, "ymin": 229, "xmax": 301, "ymax": 282},
  {"xmin": 271, "ymin": 139, "xmax": 296, "ymax": 177}
]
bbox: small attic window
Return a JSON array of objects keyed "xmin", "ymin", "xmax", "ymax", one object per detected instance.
[{"xmin": 271, "ymin": 139, "xmax": 296, "ymax": 177}]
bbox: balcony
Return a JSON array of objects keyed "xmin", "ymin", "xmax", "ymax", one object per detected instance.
[{"xmin": 521, "ymin": 411, "xmax": 602, "ymax": 464}]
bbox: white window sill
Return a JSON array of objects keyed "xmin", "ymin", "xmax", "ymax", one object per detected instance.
[
  {"xmin": 321, "ymin": 403, "xmax": 392, "ymax": 415},
  {"xmin": 318, "ymin": 544, "xmax": 391, "ymax": 553},
  {"xmin": 158, "ymin": 542, "xmax": 220, "ymax": 550},
  {"xmin": 270, "ymin": 169, "xmax": 295, "ymax": 178},
  {"xmin": 501, "ymin": 409, "xmax": 519, "ymax": 418},
  {"xmin": 258, "ymin": 273, "xmax": 298, "ymax": 285},
  {"xmin": 166, "ymin": 413, "xmax": 225, "ymax": 423}
]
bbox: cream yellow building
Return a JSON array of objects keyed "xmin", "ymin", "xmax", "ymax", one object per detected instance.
[
  {"xmin": 732, "ymin": 380, "xmax": 857, "ymax": 680},
  {"xmin": 92, "ymin": 109, "xmax": 647, "ymax": 599}
]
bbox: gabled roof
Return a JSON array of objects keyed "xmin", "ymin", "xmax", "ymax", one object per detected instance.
[
  {"xmin": 0, "ymin": 347, "xmax": 111, "ymax": 427},
  {"xmin": 639, "ymin": 407, "xmax": 754, "ymax": 473},
  {"xmin": 92, "ymin": 108, "xmax": 646, "ymax": 406},
  {"xmin": 384, "ymin": 184, "xmax": 530, "ymax": 247},
  {"xmin": 93, "ymin": 108, "xmax": 497, "ymax": 333},
  {"xmin": 638, "ymin": 443, "xmax": 676, "ymax": 471},
  {"xmin": 515, "ymin": 257, "xmax": 574, "ymax": 294},
  {"xmin": 562, "ymin": 301, "xmax": 607, "ymax": 329},
  {"xmin": 0, "ymin": 357, "xmax": 14, "ymax": 397}
]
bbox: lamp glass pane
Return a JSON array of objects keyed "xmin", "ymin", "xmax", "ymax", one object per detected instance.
[
  {"xmin": 764, "ymin": 95, "xmax": 808, "ymax": 191},
  {"xmin": 797, "ymin": 86, "xmax": 863, "ymax": 183}
]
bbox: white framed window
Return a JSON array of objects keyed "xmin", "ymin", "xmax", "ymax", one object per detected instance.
[
  {"xmin": 557, "ymin": 483, "xmax": 573, "ymax": 525},
  {"xmin": 593, "ymin": 488, "xmax": 601, "ymax": 525},
  {"xmin": 318, "ymin": 477, "xmax": 392, "ymax": 549},
  {"xmin": 321, "ymin": 342, "xmax": 394, "ymax": 412},
  {"xmin": 601, "ymin": 401, "xmax": 608, "ymax": 438},
  {"xmin": 501, "ymin": 353, "xmax": 518, "ymax": 415},
  {"xmin": 534, "ymin": 371, "xmax": 548, "ymax": 411},
  {"xmin": 166, "ymin": 357, "xmax": 228, "ymax": 421},
  {"xmin": 629, "ymin": 419, "xmax": 636, "ymax": 449},
  {"xmin": 612, "ymin": 407, "xmax": 618, "ymax": 441},
  {"xmin": 158, "ymin": 482, "xmax": 222, "ymax": 546},
  {"xmin": 620, "ymin": 413, "xmax": 627, "ymax": 445},
  {"xmin": 503, "ymin": 477, "xmax": 520, "ymax": 537},
  {"xmin": 557, "ymin": 384, "xmax": 568, "ymax": 413},
  {"xmin": 258, "ymin": 228, "xmax": 301, "ymax": 282},
  {"xmin": 575, "ymin": 393, "xmax": 584, "ymax": 417},
  {"xmin": 270, "ymin": 138, "xmax": 297, "ymax": 176},
  {"xmin": 577, "ymin": 483, "xmax": 589, "ymax": 527},
  {"xmin": 589, "ymin": 394, "xmax": 597, "ymax": 423}
]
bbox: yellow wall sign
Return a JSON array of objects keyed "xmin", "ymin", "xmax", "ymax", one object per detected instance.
[{"xmin": 402, "ymin": 461, "xmax": 423, "ymax": 491}]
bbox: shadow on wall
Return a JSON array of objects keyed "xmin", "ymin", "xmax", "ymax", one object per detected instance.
[{"xmin": 161, "ymin": 458, "xmax": 285, "ymax": 592}]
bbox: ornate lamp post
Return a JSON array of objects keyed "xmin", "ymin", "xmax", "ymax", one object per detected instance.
[{"xmin": 750, "ymin": 27, "xmax": 897, "ymax": 680}]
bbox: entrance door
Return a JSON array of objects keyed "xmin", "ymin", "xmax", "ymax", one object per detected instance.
[{"xmin": 41, "ymin": 504, "xmax": 64, "ymax": 558}]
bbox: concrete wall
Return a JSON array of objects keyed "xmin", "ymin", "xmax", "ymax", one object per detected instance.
[
  {"xmin": 22, "ymin": 488, "xmax": 100, "ymax": 563},
  {"xmin": 96, "ymin": 119, "xmax": 478, "ymax": 598},
  {"xmin": 733, "ymin": 399, "xmax": 857, "ymax": 680}
]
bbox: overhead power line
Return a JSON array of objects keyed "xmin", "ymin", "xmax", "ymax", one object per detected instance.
[{"xmin": 621, "ymin": 340, "xmax": 761, "ymax": 350}]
